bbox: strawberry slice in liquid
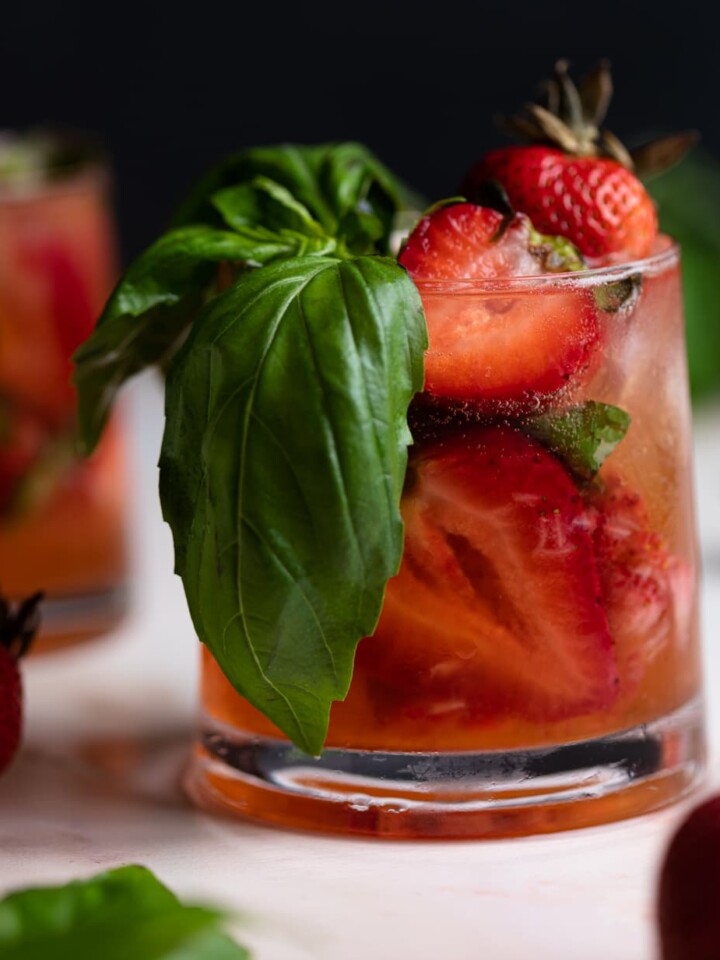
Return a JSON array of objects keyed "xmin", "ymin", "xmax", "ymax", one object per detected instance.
[
  {"xmin": 399, "ymin": 203, "xmax": 601, "ymax": 408},
  {"xmin": 358, "ymin": 426, "xmax": 619, "ymax": 724},
  {"xmin": 593, "ymin": 475, "xmax": 694, "ymax": 687}
]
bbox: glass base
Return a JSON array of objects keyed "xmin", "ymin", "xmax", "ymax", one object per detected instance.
[
  {"xmin": 28, "ymin": 584, "xmax": 129, "ymax": 653},
  {"xmin": 187, "ymin": 699, "xmax": 705, "ymax": 839}
]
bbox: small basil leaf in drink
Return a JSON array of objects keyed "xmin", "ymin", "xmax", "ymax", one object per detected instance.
[
  {"xmin": 527, "ymin": 401, "xmax": 631, "ymax": 480},
  {"xmin": 594, "ymin": 274, "xmax": 642, "ymax": 313},
  {"xmin": 159, "ymin": 255, "xmax": 426, "ymax": 755},
  {"xmin": 0, "ymin": 865, "xmax": 250, "ymax": 960}
]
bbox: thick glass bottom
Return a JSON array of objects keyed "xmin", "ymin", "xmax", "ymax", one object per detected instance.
[
  {"xmin": 187, "ymin": 699, "xmax": 705, "ymax": 839},
  {"xmin": 28, "ymin": 584, "xmax": 129, "ymax": 652}
]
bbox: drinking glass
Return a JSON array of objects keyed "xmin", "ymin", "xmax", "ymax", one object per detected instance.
[
  {"xmin": 188, "ymin": 238, "xmax": 703, "ymax": 837},
  {"xmin": 0, "ymin": 132, "xmax": 128, "ymax": 648}
]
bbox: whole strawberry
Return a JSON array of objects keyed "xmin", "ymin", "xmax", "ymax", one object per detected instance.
[
  {"xmin": 658, "ymin": 795, "xmax": 720, "ymax": 960},
  {"xmin": 463, "ymin": 60, "xmax": 695, "ymax": 262},
  {"xmin": 0, "ymin": 592, "xmax": 43, "ymax": 774}
]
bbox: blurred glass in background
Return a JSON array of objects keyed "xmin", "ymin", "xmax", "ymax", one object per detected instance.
[
  {"xmin": 648, "ymin": 150, "xmax": 720, "ymax": 403},
  {"xmin": 0, "ymin": 131, "xmax": 128, "ymax": 649}
]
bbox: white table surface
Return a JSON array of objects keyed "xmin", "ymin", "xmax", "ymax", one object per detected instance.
[{"xmin": 1, "ymin": 375, "xmax": 719, "ymax": 960}]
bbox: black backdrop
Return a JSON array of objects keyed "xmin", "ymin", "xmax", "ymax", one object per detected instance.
[{"xmin": 2, "ymin": 1, "xmax": 717, "ymax": 260}]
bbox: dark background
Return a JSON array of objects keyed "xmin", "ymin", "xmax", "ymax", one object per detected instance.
[{"xmin": 2, "ymin": 2, "xmax": 717, "ymax": 261}]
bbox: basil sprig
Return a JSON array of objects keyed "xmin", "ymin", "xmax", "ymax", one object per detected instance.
[
  {"xmin": 0, "ymin": 865, "xmax": 249, "ymax": 959},
  {"xmin": 172, "ymin": 141, "xmax": 423, "ymax": 251},
  {"xmin": 74, "ymin": 143, "xmax": 416, "ymax": 454},
  {"xmin": 74, "ymin": 143, "xmax": 426, "ymax": 753}
]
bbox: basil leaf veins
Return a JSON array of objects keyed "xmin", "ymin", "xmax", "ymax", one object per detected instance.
[
  {"xmin": 159, "ymin": 255, "xmax": 426, "ymax": 754},
  {"xmin": 74, "ymin": 224, "xmax": 319, "ymax": 453}
]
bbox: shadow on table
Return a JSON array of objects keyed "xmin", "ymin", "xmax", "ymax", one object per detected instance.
[{"xmin": 0, "ymin": 727, "xmax": 191, "ymax": 820}]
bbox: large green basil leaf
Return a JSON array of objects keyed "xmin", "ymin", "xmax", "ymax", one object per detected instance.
[
  {"xmin": 172, "ymin": 142, "xmax": 421, "ymax": 254},
  {"xmin": 0, "ymin": 865, "xmax": 249, "ymax": 960},
  {"xmin": 74, "ymin": 225, "xmax": 316, "ymax": 453},
  {"xmin": 159, "ymin": 255, "xmax": 426, "ymax": 754}
]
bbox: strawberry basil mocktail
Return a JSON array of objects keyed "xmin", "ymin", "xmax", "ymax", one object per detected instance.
[
  {"xmin": 0, "ymin": 133, "xmax": 128, "ymax": 646},
  {"xmin": 199, "ymin": 239, "xmax": 701, "ymax": 835},
  {"xmin": 75, "ymin": 63, "xmax": 704, "ymax": 838}
]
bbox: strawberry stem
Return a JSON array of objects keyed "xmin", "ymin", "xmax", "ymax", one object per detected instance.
[
  {"xmin": 0, "ymin": 591, "xmax": 44, "ymax": 659},
  {"xmin": 470, "ymin": 179, "xmax": 515, "ymax": 218},
  {"xmin": 498, "ymin": 60, "xmax": 696, "ymax": 176}
]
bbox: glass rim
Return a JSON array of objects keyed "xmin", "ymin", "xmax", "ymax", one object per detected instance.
[
  {"xmin": 412, "ymin": 236, "xmax": 679, "ymax": 294},
  {"xmin": 0, "ymin": 128, "xmax": 109, "ymax": 203}
]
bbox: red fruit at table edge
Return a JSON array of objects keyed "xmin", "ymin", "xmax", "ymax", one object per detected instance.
[
  {"xmin": 0, "ymin": 593, "xmax": 43, "ymax": 775},
  {"xmin": 658, "ymin": 795, "xmax": 720, "ymax": 960},
  {"xmin": 358, "ymin": 425, "xmax": 619, "ymax": 724},
  {"xmin": 462, "ymin": 60, "xmax": 695, "ymax": 262},
  {"xmin": 399, "ymin": 202, "xmax": 600, "ymax": 406}
]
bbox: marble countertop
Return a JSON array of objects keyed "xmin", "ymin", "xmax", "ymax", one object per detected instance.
[{"xmin": 2, "ymin": 376, "xmax": 719, "ymax": 960}]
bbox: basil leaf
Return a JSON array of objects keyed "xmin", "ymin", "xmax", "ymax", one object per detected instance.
[
  {"xmin": 528, "ymin": 401, "xmax": 631, "ymax": 479},
  {"xmin": 159, "ymin": 255, "xmax": 426, "ymax": 754},
  {"xmin": 336, "ymin": 209, "xmax": 386, "ymax": 255},
  {"xmin": 173, "ymin": 142, "xmax": 420, "ymax": 254},
  {"xmin": 0, "ymin": 865, "xmax": 249, "ymax": 960},
  {"xmin": 74, "ymin": 225, "xmax": 307, "ymax": 454},
  {"xmin": 212, "ymin": 176, "xmax": 329, "ymax": 240}
]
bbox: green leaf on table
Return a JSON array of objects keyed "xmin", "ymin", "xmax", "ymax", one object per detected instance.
[
  {"xmin": 159, "ymin": 255, "xmax": 426, "ymax": 755},
  {"xmin": 646, "ymin": 150, "xmax": 720, "ymax": 401},
  {"xmin": 73, "ymin": 225, "xmax": 312, "ymax": 454},
  {"xmin": 528, "ymin": 401, "xmax": 631, "ymax": 480},
  {"xmin": 172, "ymin": 142, "xmax": 422, "ymax": 254},
  {"xmin": 0, "ymin": 865, "xmax": 249, "ymax": 960}
]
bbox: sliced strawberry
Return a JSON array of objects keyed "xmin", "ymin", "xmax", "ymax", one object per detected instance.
[
  {"xmin": 358, "ymin": 426, "xmax": 618, "ymax": 724},
  {"xmin": 399, "ymin": 204, "xmax": 507, "ymax": 280},
  {"xmin": 399, "ymin": 203, "xmax": 601, "ymax": 407},
  {"xmin": 592, "ymin": 475, "xmax": 693, "ymax": 686}
]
